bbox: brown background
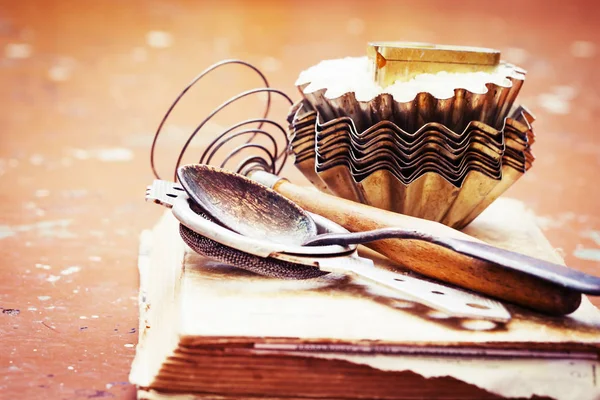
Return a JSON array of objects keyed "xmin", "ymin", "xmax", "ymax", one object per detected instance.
[{"xmin": 1, "ymin": 0, "xmax": 599, "ymax": 398}]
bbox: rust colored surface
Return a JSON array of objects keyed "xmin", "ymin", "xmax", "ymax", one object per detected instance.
[{"xmin": 0, "ymin": 0, "xmax": 599, "ymax": 399}]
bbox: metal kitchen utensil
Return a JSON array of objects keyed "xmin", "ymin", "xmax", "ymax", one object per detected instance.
[
  {"xmin": 146, "ymin": 178, "xmax": 512, "ymax": 322},
  {"xmin": 289, "ymin": 97, "xmax": 534, "ymax": 138},
  {"xmin": 178, "ymin": 162, "xmax": 319, "ymax": 246},
  {"xmin": 296, "ymin": 54, "xmax": 525, "ymax": 133},
  {"xmin": 316, "ymin": 146, "xmax": 504, "ymax": 172},
  {"xmin": 289, "ymin": 112, "xmax": 533, "ymax": 173},
  {"xmin": 287, "ymin": 99, "xmax": 534, "ymax": 228},
  {"xmin": 149, "ymin": 59, "xmax": 295, "ymax": 182},
  {"xmin": 147, "ymin": 180, "xmax": 354, "ymax": 262},
  {"xmin": 309, "ymin": 106, "xmax": 531, "ymax": 161},
  {"xmin": 288, "ymin": 103, "xmax": 533, "ymax": 161},
  {"xmin": 316, "ymin": 129, "xmax": 506, "ymax": 155},
  {"xmin": 305, "ymin": 228, "xmax": 600, "ymax": 294},
  {"xmin": 145, "ymin": 57, "xmax": 597, "ymax": 315},
  {"xmin": 177, "ymin": 165, "xmax": 600, "ymax": 296}
]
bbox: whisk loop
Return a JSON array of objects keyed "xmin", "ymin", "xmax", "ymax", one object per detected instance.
[{"xmin": 150, "ymin": 59, "xmax": 293, "ymax": 181}]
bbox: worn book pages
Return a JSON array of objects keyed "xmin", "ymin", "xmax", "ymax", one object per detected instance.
[{"xmin": 130, "ymin": 198, "xmax": 600, "ymax": 400}]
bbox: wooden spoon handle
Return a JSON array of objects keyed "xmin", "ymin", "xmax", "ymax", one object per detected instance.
[
  {"xmin": 305, "ymin": 229, "xmax": 600, "ymax": 294},
  {"xmin": 254, "ymin": 174, "xmax": 581, "ymax": 315}
]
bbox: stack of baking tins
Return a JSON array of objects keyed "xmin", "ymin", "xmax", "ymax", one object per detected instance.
[{"xmin": 289, "ymin": 43, "xmax": 535, "ymax": 229}]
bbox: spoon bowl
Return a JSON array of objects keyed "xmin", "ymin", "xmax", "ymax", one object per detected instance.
[{"xmin": 178, "ymin": 164, "xmax": 318, "ymax": 246}]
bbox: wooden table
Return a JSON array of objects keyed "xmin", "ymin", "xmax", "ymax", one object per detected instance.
[{"xmin": 1, "ymin": 1, "xmax": 599, "ymax": 398}]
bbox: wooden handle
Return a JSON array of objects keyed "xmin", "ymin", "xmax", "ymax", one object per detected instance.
[{"xmin": 271, "ymin": 179, "xmax": 581, "ymax": 315}]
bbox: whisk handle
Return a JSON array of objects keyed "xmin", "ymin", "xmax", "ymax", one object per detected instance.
[{"xmin": 252, "ymin": 174, "xmax": 582, "ymax": 316}]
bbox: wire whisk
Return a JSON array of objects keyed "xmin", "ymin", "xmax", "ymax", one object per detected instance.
[{"xmin": 150, "ymin": 59, "xmax": 293, "ymax": 182}]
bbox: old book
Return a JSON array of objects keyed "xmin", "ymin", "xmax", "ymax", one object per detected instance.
[{"xmin": 130, "ymin": 198, "xmax": 600, "ymax": 400}]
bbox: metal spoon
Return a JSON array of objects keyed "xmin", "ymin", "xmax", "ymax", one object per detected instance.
[
  {"xmin": 178, "ymin": 163, "xmax": 317, "ymax": 246},
  {"xmin": 177, "ymin": 164, "xmax": 600, "ymax": 295}
]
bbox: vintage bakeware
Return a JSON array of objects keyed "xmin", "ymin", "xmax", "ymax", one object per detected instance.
[
  {"xmin": 367, "ymin": 42, "xmax": 502, "ymax": 86},
  {"xmin": 287, "ymin": 100, "xmax": 535, "ymax": 229},
  {"xmin": 296, "ymin": 51, "xmax": 526, "ymax": 133},
  {"xmin": 290, "ymin": 44, "xmax": 532, "ymax": 229}
]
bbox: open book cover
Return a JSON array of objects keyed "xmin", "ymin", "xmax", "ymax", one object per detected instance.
[{"xmin": 130, "ymin": 198, "xmax": 600, "ymax": 400}]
